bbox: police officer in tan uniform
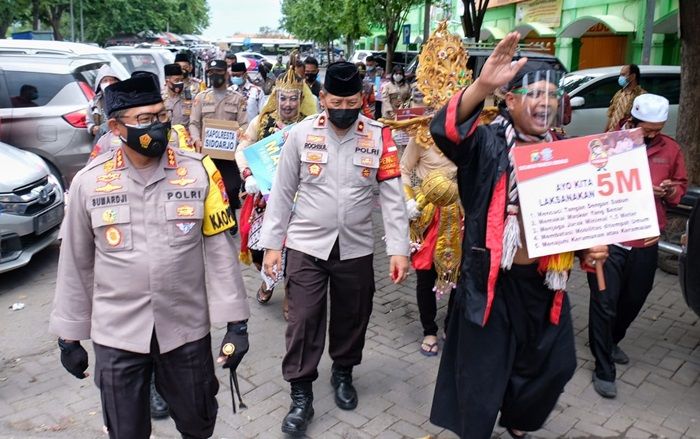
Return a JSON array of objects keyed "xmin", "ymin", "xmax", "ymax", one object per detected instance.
[
  {"xmin": 174, "ymin": 52, "xmax": 205, "ymax": 98},
  {"xmin": 162, "ymin": 63, "xmax": 190, "ymax": 126},
  {"xmin": 50, "ymin": 72, "xmax": 251, "ymax": 439},
  {"xmin": 190, "ymin": 59, "xmax": 248, "ymax": 212},
  {"xmin": 260, "ymin": 62, "xmax": 411, "ymax": 436}
]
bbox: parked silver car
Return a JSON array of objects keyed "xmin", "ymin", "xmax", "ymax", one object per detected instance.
[
  {"xmin": 0, "ymin": 54, "xmax": 107, "ymax": 189},
  {"xmin": 562, "ymin": 65, "xmax": 680, "ymax": 137},
  {"xmin": 106, "ymin": 47, "xmax": 175, "ymax": 85},
  {"xmin": 0, "ymin": 39, "xmax": 130, "ymax": 81},
  {"xmin": 0, "ymin": 142, "xmax": 64, "ymax": 274}
]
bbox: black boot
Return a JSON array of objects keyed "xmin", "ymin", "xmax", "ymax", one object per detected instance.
[
  {"xmin": 150, "ymin": 375, "xmax": 169, "ymax": 419},
  {"xmin": 331, "ymin": 365, "xmax": 357, "ymax": 410},
  {"xmin": 281, "ymin": 381, "xmax": 314, "ymax": 436}
]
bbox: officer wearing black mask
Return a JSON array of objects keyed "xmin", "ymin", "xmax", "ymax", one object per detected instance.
[{"xmin": 304, "ymin": 56, "xmax": 321, "ymax": 98}]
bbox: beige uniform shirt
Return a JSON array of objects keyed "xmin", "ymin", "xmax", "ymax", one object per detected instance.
[
  {"xmin": 400, "ymin": 137, "xmax": 458, "ymax": 199},
  {"xmin": 260, "ymin": 112, "xmax": 410, "ymax": 260},
  {"xmin": 189, "ymin": 88, "xmax": 249, "ymax": 142},
  {"xmin": 381, "ymin": 82, "xmax": 411, "ymax": 118},
  {"xmin": 49, "ymin": 146, "xmax": 250, "ymax": 354},
  {"xmin": 163, "ymin": 90, "xmax": 190, "ymax": 127}
]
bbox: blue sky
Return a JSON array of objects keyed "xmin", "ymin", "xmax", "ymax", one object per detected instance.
[{"xmin": 203, "ymin": 0, "xmax": 283, "ymax": 39}]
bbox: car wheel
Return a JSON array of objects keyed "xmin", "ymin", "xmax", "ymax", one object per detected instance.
[{"xmin": 658, "ymin": 213, "xmax": 686, "ymax": 275}]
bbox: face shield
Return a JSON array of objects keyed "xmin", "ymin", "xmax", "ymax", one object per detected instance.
[{"xmin": 507, "ymin": 70, "xmax": 564, "ymax": 135}]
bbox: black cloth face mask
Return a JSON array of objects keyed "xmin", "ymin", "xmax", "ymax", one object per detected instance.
[
  {"xmin": 305, "ymin": 72, "xmax": 318, "ymax": 82},
  {"xmin": 327, "ymin": 108, "xmax": 361, "ymax": 129},
  {"xmin": 120, "ymin": 121, "xmax": 171, "ymax": 157},
  {"xmin": 170, "ymin": 82, "xmax": 184, "ymax": 94},
  {"xmin": 210, "ymin": 73, "xmax": 226, "ymax": 88}
]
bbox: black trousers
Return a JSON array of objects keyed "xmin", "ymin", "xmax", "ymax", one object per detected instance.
[
  {"xmin": 430, "ymin": 263, "xmax": 576, "ymax": 438},
  {"xmin": 282, "ymin": 241, "xmax": 375, "ymax": 382},
  {"xmin": 587, "ymin": 244, "xmax": 659, "ymax": 381},
  {"xmin": 212, "ymin": 158, "xmax": 241, "ymax": 210},
  {"xmin": 93, "ymin": 334, "xmax": 219, "ymax": 439},
  {"xmin": 415, "ymin": 267, "xmax": 455, "ymax": 336},
  {"xmin": 374, "ymin": 101, "xmax": 382, "ymax": 120}
]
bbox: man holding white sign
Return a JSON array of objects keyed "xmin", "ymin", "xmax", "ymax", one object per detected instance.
[
  {"xmin": 427, "ymin": 33, "xmax": 609, "ymax": 439},
  {"xmin": 587, "ymin": 94, "xmax": 687, "ymax": 399}
]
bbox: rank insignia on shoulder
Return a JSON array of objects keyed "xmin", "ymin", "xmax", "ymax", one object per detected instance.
[
  {"xmin": 308, "ymin": 163, "xmax": 322, "ymax": 176},
  {"xmin": 357, "ymin": 121, "xmax": 364, "ymax": 132},
  {"xmin": 115, "ymin": 149, "xmax": 125, "ymax": 169},
  {"xmin": 317, "ymin": 115, "xmax": 326, "ymax": 127},
  {"xmin": 95, "ymin": 182, "xmax": 123, "ymax": 193},
  {"xmin": 105, "ymin": 226, "xmax": 122, "ymax": 247},
  {"xmin": 166, "ymin": 148, "xmax": 178, "ymax": 168}
]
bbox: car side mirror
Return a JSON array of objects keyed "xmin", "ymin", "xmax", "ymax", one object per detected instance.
[{"xmin": 570, "ymin": 96, "xmax": 585, "ymax": 108}]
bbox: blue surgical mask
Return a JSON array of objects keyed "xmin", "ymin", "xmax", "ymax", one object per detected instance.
[
  {"xmin": 232, "ymin": 77, "xmax": 245, "ymax": 86},
  {"xmin": 618, "ymin": 75, "xmax": 628, "ymax": 88},
  {"xmin": 367, "ymin": 65, "xmax": 375, "ymax": 72}
]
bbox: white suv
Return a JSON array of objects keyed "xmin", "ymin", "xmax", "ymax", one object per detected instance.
[{"xmin": 562, "ymin": 65, "xmax": 680, "ymax": 137}]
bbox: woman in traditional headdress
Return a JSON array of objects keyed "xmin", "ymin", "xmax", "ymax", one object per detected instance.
[{"xmin": 235, "ymin": 61, "xmax": 317, "ymax": 316}]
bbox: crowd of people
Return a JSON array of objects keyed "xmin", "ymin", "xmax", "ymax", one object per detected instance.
[{"xmin": 49, "ymin": 27, "xmax": 687, "ymax": 439}]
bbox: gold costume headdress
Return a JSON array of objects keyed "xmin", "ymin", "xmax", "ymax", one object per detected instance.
[
  {"xmin": 380, "ymin": 21, "xmax": 472, "ymax": 150},
  {"xmin": 257, "ymin": 50, "xmax": 316, "ymax": 138}
]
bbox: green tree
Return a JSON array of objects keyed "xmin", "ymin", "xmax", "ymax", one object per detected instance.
[
  {"xmin": 461, "ymin": 0, "xmax": 490, "ymax": 42},
  {"xmin": 0, "ymin": 0, "xmax": 31, "ymax": 37},
  {"xmin": 337, "ymin": 0, "xmax": 373, "ymax": 56},
  {"xmin": 361, "ymin": 0, "xmax": 433, "ymax": 72},
  {"xmin": 678, "ymin": 0, "xmax": 700, "ymax": 184},
  {"xmin": 281, "ymin": 0, "xmax": 342, "ymax": 61}
]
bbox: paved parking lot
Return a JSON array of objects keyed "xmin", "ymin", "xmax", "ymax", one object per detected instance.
[{"xmin": 0, "ymin": 214, "xmax": 698, "ymax": 438}]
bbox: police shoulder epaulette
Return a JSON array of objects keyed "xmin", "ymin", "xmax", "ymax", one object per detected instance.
[
  {"xmin": 364, "ymin": 118, "xmax": 383, "ymax": 128},
  {"xmin": 303, "ymin": 114, "xmax": 318, "ymax": 122},
  {"xmin": 174, "ymin": 147, "xmax": 204, "ymax": 161},
  {"xmin": 85, "ymin": 148, "xmax": 116, "ymax": 171}
]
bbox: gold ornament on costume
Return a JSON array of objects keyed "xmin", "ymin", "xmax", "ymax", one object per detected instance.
[
  {"xmin": 379, "ymin": 21, "xmax": 472, "ymax": 150},
  {"xmin": 420, "ymin": 170, "xmax": 459, "ymax": 207}
]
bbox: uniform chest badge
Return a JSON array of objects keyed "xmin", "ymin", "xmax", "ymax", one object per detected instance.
[
  {"xmin": 97, "ymin": 172, "xmax": 121, "ymax": 183},
  {"xmin": 95, "ymin": 182, "xmax": 123, "ymax": 193},
  {"xmin": 177, "ymin": 205, "xmax": 195, "ymax": 217},
  {"xmin": 169, "ymin": 167, "xmax": 196, "ymax": 186},
  {"xmin": 103, "ymin": 160, "xmax": 115, "ymax": 173},
  {"xmin": 308, "ymin": 163, "xmax": 322, "ymax": 176},
  {"xmin": 102, "ymin": 209, "xmax": 117, "ymax": 224},
  {"xmin": 361, "ymin": 168, "xmax": 371, "ymax": 178},
  {"xmin": 105, "ymin": 226, "xmax": 122, "ymax": 247},
  {"xmin": 360, "ymin": 156, "xmax": 373, "ymax": 167},
  {"xmin": 176, "ymin": 222, "xmax": 196, "ymax": 234}
]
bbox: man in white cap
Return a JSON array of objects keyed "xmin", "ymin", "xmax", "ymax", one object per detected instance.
[{"xmin": 587, "ymin": 93, "xmax": 688, "ymax": 399}]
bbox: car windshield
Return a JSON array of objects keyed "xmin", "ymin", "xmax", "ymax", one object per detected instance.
[{"xmin": 561, "ymin": 74, "xmax": 597, "ymax": 94}]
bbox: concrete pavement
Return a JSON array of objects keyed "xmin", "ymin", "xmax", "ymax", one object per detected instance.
[{"xmin": 0, "ymin": 212, "xmax": 698, "ymax": 438}]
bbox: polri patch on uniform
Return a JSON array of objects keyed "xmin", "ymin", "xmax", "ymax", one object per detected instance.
[
  {"xmin": 105, "ymin": 226, "xmax": 122, "ymax": 247},
  {"xmin": 102, "ymin": 209, "xmax": 117, "ymax": 224},
  {"xmin": 176, "ymin": 222, "xmax": 196, "ymax": 234},
  {"xmin": 308, "ymin": 163, "xmax": 322, "ymax": 176},
  {"xmin": 95, "ymin": 182, "xmax": 123, "ymax": 193}
]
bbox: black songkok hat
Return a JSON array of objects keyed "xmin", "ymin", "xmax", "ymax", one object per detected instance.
[
  {"xmin": 507, "ymin": 61, "xmax": 561, "ymax": 90},
  {"xmin": 206, "ymin": 59, "xmax": 228, "ymax": 71},
  {"xmin": 104, "ymin": 71, "xmax": 162, "ymax": 116},
  {"xmin": 324, "ymin": 61, "xmax": 362, "ymax": 97},
  {"xmin": 174, "ymin": 53, "xmax": 189, "ymax": 63},
  {"xmin": 164, "ymin": 63, "xmax": 183, "ymax": 76},
  {"xmin": 230, "ymin": 62, "xmax": 247, "ymax": 73}
]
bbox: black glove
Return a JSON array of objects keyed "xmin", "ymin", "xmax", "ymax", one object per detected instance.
[
  {"xmin": 58, "ymin": 338, "xmax": 88, "ymax": 379},
  {"xmin": 219, "ymin": 321, "xmax": 249, "ymax": 370}
]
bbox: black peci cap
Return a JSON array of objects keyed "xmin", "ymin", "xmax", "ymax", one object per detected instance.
[
  {"xmin": 104, "ymin": 72, "xmax": 162, "ymax": 116},
  {"xmin": 164, "ymin": 63, "xmax": 183, "ymax": 76},
  {"xmin": 323, "ymin": 61, "xmax": 362, "ymax": 97}
]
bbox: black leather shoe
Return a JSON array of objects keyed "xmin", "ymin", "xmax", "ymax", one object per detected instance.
[
  {"xmin": 150, "ymin": 380, "xmax": 169, "ymax": 419},
  {"xmin": 331, "ymin": 366, "xmax": 358, "ymax": 410},
  {"xmin": 281, "ymin": 382, "xmax": 314, "ymax": 436}
]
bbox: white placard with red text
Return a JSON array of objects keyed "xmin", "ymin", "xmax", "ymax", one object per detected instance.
[{"xmin": 512, "ymin": 128, "xmax": 659, "ymax": 257}]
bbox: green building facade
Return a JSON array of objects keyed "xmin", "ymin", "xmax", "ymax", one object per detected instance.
[{"xmin": 357, "ymin": 0, "xmax": 680, "ymax": 71}]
